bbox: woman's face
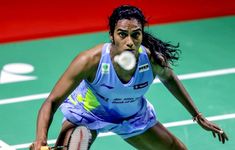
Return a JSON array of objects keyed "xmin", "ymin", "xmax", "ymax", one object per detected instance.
[{"xmin": 111, "ymin": 18, "xmax": 143, "ymax": 57}]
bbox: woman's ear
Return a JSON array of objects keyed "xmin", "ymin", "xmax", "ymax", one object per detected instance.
[
  {"xmin": 109, "ymin": 33, "xmax": 114, "ymax": 44},
  {"xmin": 110, "ymin": 35, "xmax": 114, "ymax": 43}
]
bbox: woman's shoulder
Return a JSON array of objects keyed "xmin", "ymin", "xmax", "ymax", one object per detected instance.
[
  {"xmin": 86, "ymin": 43, "xmax": 106, "ymax": 60},
  {"xmin": 69, "ymin": 43, "xmax": 105, "ymax": 72},
  {"xmin": 83, "ymin": 43, "xmax": 107, "ymax": 81},
  {"xmin": 72, "ymin": 44, "xmax": 105, "ymax": 79},
  {"xmin": 75, "ymin": 43, "xmax": 105, "ymax": 61},
  {"xmin": 141, "ymin": 45, "xmax": 151, "ymax": 56}
]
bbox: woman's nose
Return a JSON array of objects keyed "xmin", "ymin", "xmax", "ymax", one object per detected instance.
[{"xmin": 126, "ymin": 36, "xmax": 134, "ymax": 48}]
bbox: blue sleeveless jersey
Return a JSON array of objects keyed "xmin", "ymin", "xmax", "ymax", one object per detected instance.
[{"xmin": 62, "ymin": 43, "xmax": 154, "ymax": 122}]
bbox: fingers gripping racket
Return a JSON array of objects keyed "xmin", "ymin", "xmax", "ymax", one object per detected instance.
[{"xmin": 41, "ymin": 126, "xmax": 92, "ymax": 150}]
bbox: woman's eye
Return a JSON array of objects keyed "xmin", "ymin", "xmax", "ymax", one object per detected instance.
[
  {"xmin": 132, "ymin": 32, "xmax": 140, "ymax": 39},
  {"xmin": 119, "ymin": 32, "xmax": 127, "ymax": 38}
]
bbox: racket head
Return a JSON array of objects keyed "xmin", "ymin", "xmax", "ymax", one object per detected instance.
[{"xmin": 67, "ymin": 125, "xmax": 92, "ymax": 150}]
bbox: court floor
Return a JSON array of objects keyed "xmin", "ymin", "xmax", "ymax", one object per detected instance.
[{"xmin": 0, "ymin": 16, "xmax": 235, "ymax": 150}]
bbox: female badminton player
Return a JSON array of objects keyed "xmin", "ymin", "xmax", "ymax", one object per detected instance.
[{"xmin": 30, "ymin": 5, "xmax": 228, "ymax": 150}]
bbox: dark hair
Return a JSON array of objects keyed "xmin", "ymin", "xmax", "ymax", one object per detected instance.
[
  {"xmin": 109, "ymin": 5, "xmax": 180, "ymax": 67},
  {"xmin": 109, "ymin": 5, "xmax": 147, "ymax": 36}
]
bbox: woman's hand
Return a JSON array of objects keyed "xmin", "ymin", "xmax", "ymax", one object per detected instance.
[
  {"xmin": 193, "ymin": 113, "xmax": 229, "ymax": 144},
  {"xmin": 29, "ymin": 139, "xmax": 48, "ymax": 150}
]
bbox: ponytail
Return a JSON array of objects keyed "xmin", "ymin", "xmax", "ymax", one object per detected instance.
[{"xmin": 142, "ymin": 32, "xmax": 181, "ymax": 67}]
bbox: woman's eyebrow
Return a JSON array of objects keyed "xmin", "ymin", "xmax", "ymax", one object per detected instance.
[
  {"xmin": 132, "ymin": 28, "xmax": 142, "ymax": 32},
  {"xmin": 117, "ymin": 28, "xmax": 142, "ymax": 32},
  {"xmin": 117, "ymin": 29, "xmax": 127, "ymax": 32}
]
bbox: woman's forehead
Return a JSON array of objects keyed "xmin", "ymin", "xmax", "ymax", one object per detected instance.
[{"xmin": 115, "ymin": 18, "xmax": 142, "ymax": 30}]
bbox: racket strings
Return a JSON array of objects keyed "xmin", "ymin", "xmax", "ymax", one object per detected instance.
[{"xmin": 67, "ymin": 126, "xmax": 92, "ymax": 150}]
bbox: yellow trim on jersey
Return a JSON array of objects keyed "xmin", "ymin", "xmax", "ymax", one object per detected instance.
[
  {"xmin": 138, "ymin": 46, "xmax": 143, "ymax": 53},
  {"xmin": 83, "ymin": 88, "xmax": 100, "ymax": 111},
  {"xmin": 71, "ymin": 88, "xmax": 100, "ymax": 112},
  {"xmin": 68, "ymin": 95, "xmax": 77, "ymax": 105}
]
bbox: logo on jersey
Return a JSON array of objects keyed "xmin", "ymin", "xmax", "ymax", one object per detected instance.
[
  {"xmin": 101, "ymin": 63, "xmax": 110, "ymax": 74},
  {"xmin": 138, "ymin": 63, "xmax": 149, "ymax": 73},
  {"xmin": 96, "ymin": 92, "xmax": 109, "ymax": 102},
  {"xmin": 133, "ymin": 82, "xmax": 148, "ymax": 89},
  {"xmin": 100, "ymin": 84, "xmax": 114, "ymax": 89}
]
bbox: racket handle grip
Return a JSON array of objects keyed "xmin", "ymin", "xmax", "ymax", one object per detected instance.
[{"xmin": 40, "ymin": 146, "xmax": 50, "ymax": 150}]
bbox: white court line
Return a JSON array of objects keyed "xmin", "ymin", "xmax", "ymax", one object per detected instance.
[
  {"xmin": 153, "ymin": 67, "xmax": 235, "ymax": 83},
  {"xmin": 1, "ymin": 67, "xmax": 235, "ymax": 106},
  {"xmin": 11, "ymin": 113, "xmax": 235, "ymax": 149},
  {"xmin": 0, "ymin": 93, "xmax": 49, "ymax": 105}
]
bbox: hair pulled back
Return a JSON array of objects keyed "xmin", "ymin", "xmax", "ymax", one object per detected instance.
[{"xmin": 109, "ymin": 5, "xmax": 180, "ymax": 67}]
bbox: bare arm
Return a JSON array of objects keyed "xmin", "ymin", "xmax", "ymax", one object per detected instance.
[
  {"xmin": 156, "ymin": 67, "xmax": 200, "ymax": 117},
  {"xmin": 30, "ymin": 45, "xmax": 102, "ymax": 150},
  {"xmin": 146, "ymin": 49, "xmax": 200, "ymax": 117},
  {"xmin": 151, "ymin": 59, "xmax": 228, "ymax": 143}
]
